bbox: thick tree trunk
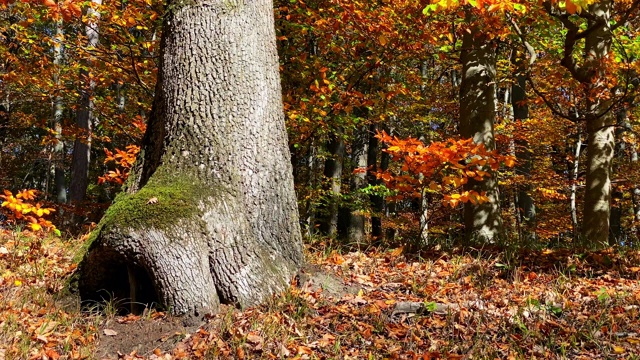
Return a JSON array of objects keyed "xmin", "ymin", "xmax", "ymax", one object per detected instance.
[
  {"xmin": 583, "ymin": 114, "xmax": 615, "ymax": 246},
  {"xmin": 69, "ymin": 0, "xmax": 101, "ymax": 204},
  {"xmin": 581, "ymin": 1, "xmax": 614, "ymax": 247},
  {"xmin": 79, "ymin": 0, "xmax": 304, "ymax": 317},
  {"xmin": 459, "ymin": 18, "xmax": 503, "ymax": 243}
]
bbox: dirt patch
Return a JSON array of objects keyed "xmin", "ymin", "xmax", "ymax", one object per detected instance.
[
  {"xmin": 296, "ymin": 264, "xmax": 360, "ymax": 298},
  {"xmin": 95, "ymin": 315, "xmax": 200, "ymax": 359}
]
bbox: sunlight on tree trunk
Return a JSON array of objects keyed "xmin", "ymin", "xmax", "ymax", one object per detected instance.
[
  {"xmin": 79, "ymin": 0, "xmax": 304, "ymax": 317},
  {"xmin": 459, "ymin": 14, "xmax": 503, "ymax": 243}
]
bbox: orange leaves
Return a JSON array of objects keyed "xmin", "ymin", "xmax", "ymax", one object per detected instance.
[
  {"xmin": 376, "ymin": 131, "xmax": 515, "ymax": 207},
  {"xmin": 98, "ymin": 145, "xmax": 140, "ymax": 185},
  {"xmin": 41, "ymin": 0, "xmax": 82, "ymax": 21},
  {"xmin": 0, "ymin": 190, "xmax": 59, "ymax": 235}
]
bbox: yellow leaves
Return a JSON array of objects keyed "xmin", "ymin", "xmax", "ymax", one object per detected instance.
[
  {"xmin": 558, "ymin": 0, "xmax": 598, "ymax": 14},
  {"xmin": 443, "ymin": 191, "xmax": 488, "ymax": 207},
  {"xmin": 612, "ymin": 345, "xmax": 625, "ymax": 354},
  {"xmin": 1, "ymin": 189, "xmax": 58, "ymax": 234},
  {"xmin": 378, "ymin": 34, "xmax": 389, "ymax": 46}
]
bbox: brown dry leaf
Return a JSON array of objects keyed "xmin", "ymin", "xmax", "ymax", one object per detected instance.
[
  {"xmin": 279, "ymin": 343, "xmax": 290, "ymax": 357},
  {"xmin": 103, "ymin": 328, "xmax": 118, "ymax": 336},
  {"xmin": 236, "ymin": 346, "xmax": 245, "ymax": 359},
  {"xmin": 246, "ymin": 333, "xmax": 263, "ymax": 344},
  {"xmin": 37, "ymin": 321, "xmax": 59, "ymax": 335}
]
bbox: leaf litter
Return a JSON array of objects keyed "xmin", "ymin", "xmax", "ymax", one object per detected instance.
[{"xmin": 1, "ymin": 229, "xmax": 640, "ymax": 359}]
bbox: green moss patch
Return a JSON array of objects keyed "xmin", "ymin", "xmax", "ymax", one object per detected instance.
[{"xmin": 103, "ymin": 171, "xmax": 208, "ymax": 231}]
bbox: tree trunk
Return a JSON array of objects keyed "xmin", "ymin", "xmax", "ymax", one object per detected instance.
[
  {"xmin": 581, "ymin": 1, "xmax": 614, "ymax": 247},
  {"xmin": 52, "ymin": 18, "xmax": 67, "ymax": 204},
  {"xmin": 79, "ymin": 0, "xmax": 304, "ymax": 317},
  {"xmin": 511, "ymin": 55, "xmax": 535, "ymax": 242},
  {"xmin": 570, "ymin": 130, "xmax": 583, "ymax": 240},
  {"xmin": 69, "ymin": 0, "xmax": 101, "ymax": 204},
  {"xmin": 347, "ymin": 126, "xmax": 368, "ymax": 244},
  {"xmin": 459, "ymin": 17, "xmax": 503, "ymax": 243},
  {"xmin": 367, "ymin": 124, "xmax": 383, "ymax": 239},
  {"xmin": 631, "ymin": 143, "xmax": 640, "ymax": 240},
  {"xmin": 318, "ymin": 132, "xmax": 345, "ymax": 236}
]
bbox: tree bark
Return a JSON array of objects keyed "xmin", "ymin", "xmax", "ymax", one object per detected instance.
[
  {"xmin": 459, "ymin": 16, "xmax": 503, "ymax": 243},
  {"xmin": 367, "ymin": 124, "xmax": 383, "ymax": 239},
  {"xmin": 581, "ymin": 1, "xmax": 614, "ymax": 247},
  {"xmin": 52, "ymin": 18, "xmax": 67, "ymax": 204},
  {"xmin": 570, "ymin": 129, "xmax": 583, "ymax": 240},
  {"xmin": 347, "ymin": 126, "xmax": 368, "ymax": 244},
  {"xmin": 79, "ymin": 0, "xmax": 304, "ymax": 317},
  {"xmin": 69, "ymin": 0, "xmax": 101, "ymax": 204},
  {"xmin": 318, "ymin": 132, "xmax": 345, "ymax": 236},
  {"xmin": 511, "ymin": 54, "xmax": 535, "ymax": 243}
]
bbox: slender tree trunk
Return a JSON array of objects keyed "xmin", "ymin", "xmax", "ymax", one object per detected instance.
[
  {"xmin": 367, "ymin": 124, "xmax": 383, "ymax": 239},
  {"xmin": 631, "ymin": 143, "xmax": 640, "ymax": 239},
  {"xmin": 347, "ymin": 126, "xmax": 368, "ymax": 244},
  {"xmin": 511, "ymin": 55, "xmax": 535, "ymax": 242},
  {"xmin": 570, "ymin": 130, "xmax": 583, "ymax": 240},
  {"xmin": 304, "ymin": 142, "xmax": 319, "ymax": 236},
  {"xmin": 459, "ymin": 17, "xmax": 503, "ymax": 243},
  {"xmin": 69, "ymin": 0, "xmax": 101, "ymax": 204},
  {"xmin": 576, "ymin": 1, "xmax": 614, "ymax": 247},
  {"xmin": 319, "ymin": 132, "xmax": 345, "ymax": 236},
  {"xmin": 52, "ymin": 18, "xmax": 67, "ymax": 204},
  {"xmin": 79, "ymin": 0, "xmax": 304, "ymax": 317}
]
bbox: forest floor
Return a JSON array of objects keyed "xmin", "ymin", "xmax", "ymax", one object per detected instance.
[{"xmin": 1, "ymin": 230, "xmax": 640, "ymax": 359}]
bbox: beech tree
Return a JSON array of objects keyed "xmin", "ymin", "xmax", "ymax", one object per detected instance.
[
  {"xmin": 459, "ymin": 12, "xmax": 503, "ymax": 243},
  {"xmin": 78, "ymin": 0, "xmax": 304, "ymax": 316}
]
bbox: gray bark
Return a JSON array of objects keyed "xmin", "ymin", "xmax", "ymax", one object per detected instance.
[
  {"xmin": 632, "ymin": 142, "xmax": 640, "ymax": 239},
  {"xmin": 52, "ymin": 18, "xmax": 67, "ymax": 204},
  {"xmin": 367, "ymin": 124, "xmax": 383, "ymax": 239},
  {"xmin": 511, "ymin": 55, "xmax": 535, "ymax": 242},
  {"xmin": 79, "ymin": 0, "xmax": 304, "ymax": 317},
  {"xmin": 319, "ymin": 132, "xmax": 345, "ymax": 236},
  {"xmin": 459, "ymin": 18, "xmax": 503, "ymax": 243},
  {"xmin": 570, "ymin": 130, "xmax": 583, "ymax": 239},
  {"xmin": 69, "ymin": 0, "xmax": 102, "ymax": 204},
  {"xmin": 347, "ymin": 126, "xmax": 368, "ymax": 244},
  {"xmin": 581, "ymin": 1, "xmax": 614, "ymax": 247}
]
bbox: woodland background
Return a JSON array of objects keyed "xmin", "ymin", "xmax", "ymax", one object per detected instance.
[
  {"xmin": 1, "ymin": 0, "xmax": 640, "ymax": 359},
  {"xmin": 1, "ymin": 0, "xmax": 639, "ymax": 248}
]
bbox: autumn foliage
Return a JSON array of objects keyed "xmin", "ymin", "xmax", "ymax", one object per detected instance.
[
  {"xmin": 0, "ymin": 190, "xmax": 59, "ymax": 234},
  {"xmin": 376, "ymin": 131, "xmax": 516, "ymax": 208},
  {"xmin": 98, "ymin": 145, "xmax": 140, "ymax": 186}
]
